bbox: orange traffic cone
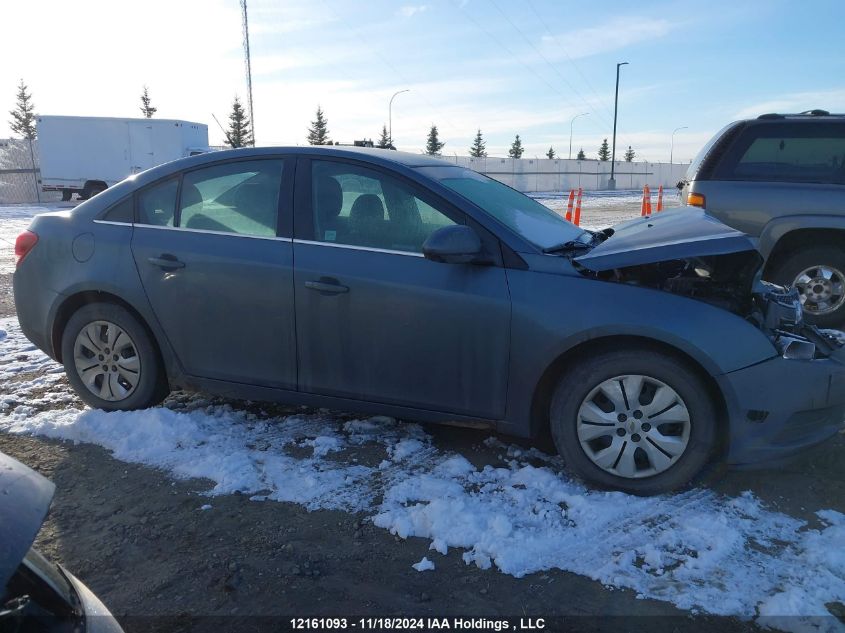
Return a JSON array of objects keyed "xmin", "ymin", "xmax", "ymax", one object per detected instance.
[
  {"xmin": 573, "ymin": 188, "xmax": 583, "ymax": 226},
  {"xmin": 641, "ymin": 185, "xmax": 652, "ymax": 216},
  {"xmin": 565, "ymin": 189, "xmax": 575, "ymax": 222},
  {"xmin": 656, "ymin": 185, "xmax": 664, "ymax": 212}
]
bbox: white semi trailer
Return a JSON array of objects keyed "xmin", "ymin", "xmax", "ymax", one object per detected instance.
[{"xmin": 36, "ymin": 115, "xmax": 210, "ymax": 200}]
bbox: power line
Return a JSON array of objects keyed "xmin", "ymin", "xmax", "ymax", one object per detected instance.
[
  {"xmin": 524, "ymin": 0, "xmax": 616, "ymax": 124},
  {"xmin": 451, "ymin": 2, "xmax": 587, "ymax": 117},
  {"xmin": 319, "ymin": 0, "xmax": 463, "ymax": 138},
  {"xmin": 487, "ymin": 0, "xmax": 612, "ymax": 130}
]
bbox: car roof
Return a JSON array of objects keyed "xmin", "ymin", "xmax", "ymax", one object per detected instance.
[{"xmin": 192, "ymin": 145, "xmax": 455, "ymax": 168}]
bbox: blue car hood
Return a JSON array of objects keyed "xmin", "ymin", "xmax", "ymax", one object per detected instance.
[
  {"xmin": 0, "ymin": 452, "xmax": 55, "ymax": 589},
  {"xmin": 574, "ymin": 207, "xmax": 757, "ymax": 271}
]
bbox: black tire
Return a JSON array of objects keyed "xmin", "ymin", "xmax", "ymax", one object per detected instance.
[
  {"xmin": 61, "ymin": 189, "xmax": 72, "ymax": 202},
  {"xmin": 80, "ymin": 182, "xmax": 106, "ymax": 201},
  {"xmin": 550, "ymin": 348, "xmax": 717, "ymax": 496},
  {"xmin": 768, "ymin": 247, "xmax": 845, "ymax": 328},
  {"xmin": 61, "ymin": 302, "xmax": 168, "ymax": 411}
]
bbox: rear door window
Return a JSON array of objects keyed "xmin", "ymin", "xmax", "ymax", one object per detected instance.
[
  {"xmin": 137, "ymin": 178, "xmax": 178, "ymax": 226},
  {"xmin": 714, "ymin": 122, "xmax": 845, "ymax": 184},
  {"xmin": 178, "ymin": 160, "xmax": 283, "ymax": 237}
]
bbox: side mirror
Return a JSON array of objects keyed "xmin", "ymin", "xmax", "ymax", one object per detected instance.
[{"xmin": 422, "ymin": 225, "xmax": 483, "ymax": 264}]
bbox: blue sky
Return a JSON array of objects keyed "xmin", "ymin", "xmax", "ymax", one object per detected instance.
[{"xmin": 3, "ymin": 0, "xmax": 844, "ymax": 161}]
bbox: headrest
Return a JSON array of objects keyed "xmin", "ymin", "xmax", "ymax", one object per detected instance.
[
  {"xmin": 350, "ymin": 194, "xmax": 384, "ymax": 221},
  {"xmin": 315, "ymin": 176, "xmax": 342, "ymax": 221}
]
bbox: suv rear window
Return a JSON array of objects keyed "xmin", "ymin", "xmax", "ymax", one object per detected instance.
[{"xmin": 713, "ymin": 122, "xmax": 845, "ymax": 184}]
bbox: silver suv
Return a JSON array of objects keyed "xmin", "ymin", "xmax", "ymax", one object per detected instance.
[{"xmin": 680, "ymin": 110, "xmax": 845, "ymax": 326}]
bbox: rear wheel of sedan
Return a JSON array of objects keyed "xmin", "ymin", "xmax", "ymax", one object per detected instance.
[
  {"xmin": 550, "ymin": 349, "xmax": 716, "ymax": 495},
  {"xmin": 61, "ymin": 303, "xmax": 167, "ymax": 411},
  {"xmin": 769, "ymin": 247, "xmax": 845, "ymax": 328}
]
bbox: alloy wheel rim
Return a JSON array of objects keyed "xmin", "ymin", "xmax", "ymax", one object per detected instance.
[
  {"xmin": 576, "ymin": 374, "xmax": 691, "ymax": 479},
  {"xmin": 73, "ymin": 320, "xmax": 141, "ymax": 401},
  {"xmin": 792, "ymin": 265, "xmax": 845, "ymax": 316}
]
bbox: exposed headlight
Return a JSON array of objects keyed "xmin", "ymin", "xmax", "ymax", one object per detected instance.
[
  {"xmin": 756, "ymin": 281, "xmax": 803, "ymax": 330},
  {"xmin": 777, "ymin": 335, "xmax": 816, "ymax": 360}
]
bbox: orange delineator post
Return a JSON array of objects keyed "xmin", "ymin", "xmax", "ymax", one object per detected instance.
[
  {"xmin": 641, "ymin": 185, "xmax": 652, "ymax": 216},
  {"xmin": 656, "ymin": 185, "xmax": 664, "ymax": 212},
  {"xmin": 573, "ymin": 188, "xmax": 583, "ymax": 226},
  {"xmin": 564, "ymin": 189, "xmax": 575, "ymax": 222}
]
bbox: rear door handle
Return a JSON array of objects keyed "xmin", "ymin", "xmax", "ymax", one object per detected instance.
[
  {"xmin": 305, "ymin": 279, "xmax": 349, "ymax": 294},
  {"xmin": 147, "ymin": 254, "xmax": 185, "ymax": 270}
]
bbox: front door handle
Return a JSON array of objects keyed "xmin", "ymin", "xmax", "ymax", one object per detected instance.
[
  {"xmin": 305, "ymin": 279, "xmax": 349, "ymax": 294},
  {"xmin": 147, "ymin": 254, "xmax": 185, "ymax": 270}
]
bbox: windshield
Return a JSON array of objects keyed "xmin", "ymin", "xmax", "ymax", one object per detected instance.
[{"xmin": 424, "ymin": 167, "xmax": 583, "ymax": 249}]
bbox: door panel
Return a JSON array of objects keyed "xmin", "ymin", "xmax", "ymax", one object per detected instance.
[
  {"xmin": 293, "ymin": 158, "xmax": 511, "ymax": 418},
  {"xmin": 130, "ymin": 158, "xmax": 296, "ymax": 389},
  {"xmin": 294, "ymin": 243, "xmax": 510, "ymax": 417},
  {"xmin": 132, "ymin": 228, "xmax": 297, "ymax": 389}
]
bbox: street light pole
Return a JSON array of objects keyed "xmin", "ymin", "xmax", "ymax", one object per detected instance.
[
  {"xmin": 388, "ymin": 89, "xmax": 410, "ymax": 149},
  {"xmin": 608, "ymin": 61, "xmax": 628, "ymax": 190},
  {"xmin": 670, "ymin": 126, "xmax": 688, "ymax": 165},
  {"xmin": 569, "ymin": 112, "xmax": 589, "ymax": 160}
]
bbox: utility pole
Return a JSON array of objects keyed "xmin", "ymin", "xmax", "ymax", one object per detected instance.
[
  {"xmin": 569, "ymin": 112, "xmax": 589, "ymax": 160},
  {"xmin": 670, "ymin": 126, "xmax": 688, "ymax": 165},
  {"xmin": 389, "ymin": 89, "xmax": 410, "ymax": 149},
  {"xmin": 608, "ymin": 61, "xmax": 628, "ymax": 190},
  {"xmin": 241, "ymin": 0, "xmax": 255, "ymax": 144}
]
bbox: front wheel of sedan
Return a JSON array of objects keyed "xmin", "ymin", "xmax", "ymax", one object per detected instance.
[
  {"xmin": 550, "ymin": 349, "xmax": 717, "ymax": 495},
  {"xmin": 61, "ymin": 303, "xmax": 168, "ymax": 411}
]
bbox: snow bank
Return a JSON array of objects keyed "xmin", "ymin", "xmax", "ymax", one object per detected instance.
[{"xmin": 1, "ymin": 316, "xmax": 844, "ymax": 629}]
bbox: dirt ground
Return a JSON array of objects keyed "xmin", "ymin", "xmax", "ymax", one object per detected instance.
[{"xmin": 1, "ymin": 253, "xmax": 843, "ymax": 633}]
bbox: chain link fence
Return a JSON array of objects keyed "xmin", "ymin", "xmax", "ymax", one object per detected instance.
[{"xmin": 0, "ymin": 139, "xmax": 61, "ymax": 204}]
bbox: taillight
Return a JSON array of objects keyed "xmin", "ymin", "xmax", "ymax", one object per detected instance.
[
  {"xmin": 14, "ymin": 231, "xmax": 38, "ymax": 267},
  {"xmin": 687, "ymin": 192, "xmax": 706, "ymax": 208}
]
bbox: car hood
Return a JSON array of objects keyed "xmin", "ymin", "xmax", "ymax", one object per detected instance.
[
  {"xmin": 574, "ymin": 207, "xmax": 757, "ymax": 271},
  {"xmin": 0, "ymin": 451, "xmax": 55, "ymax": 589}
]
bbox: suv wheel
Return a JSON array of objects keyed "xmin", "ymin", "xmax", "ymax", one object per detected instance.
[
  {"xmin": 550, "ymin": 349, "xmax": 716, "ymax": 496},
  {"xmin": 769, "ymin": 247, "xmax": 845, "ymax": 328},
  {"xmin": 61, "ymin": 303, "xmax": 168, "ymax": 411}
]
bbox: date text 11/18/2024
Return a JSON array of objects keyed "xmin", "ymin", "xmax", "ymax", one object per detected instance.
[{"xmin": 289, "ymin": 617, "xmax": 546, "ymax": 631}]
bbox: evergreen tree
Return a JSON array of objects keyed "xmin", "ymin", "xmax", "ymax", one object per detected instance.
[
  {"xmin": 577, "ymin": 148, "xmax": 586, "ymax": 160},
  {"xmin": 546, "ymin": 146, "xmax": 556, "ymax": 159},
  {"xmin": 307, "ymin": 106, "xmax": 331, "ymax": 145},
  {"xmin": 468, "ymin": 129, "xmax": 487, "ymax": 157},
  {"xmin": 598, "ymin": 138, "xmax": 610, "ymax": 161},
  {"xmin": 624, "ymin": 146, "xmax": 635, "ymax": 162},
  {"xmin": 140, "ymin": 85, "xmax": 157, "ymax": 118},
  {"xmin": 508, "ymin": 134, "xmax": 524, "ymax": 159},
  {"xmin": 376, "ymin": 124, "xmax": 394, "ymax": 149},
  {"xmin": 9, "ymin": 80, "xmax": 36, "ymax": 139},
  {"xmin": 425, "ymin": 124, "xmax": 444, "ymax": 155},
  {"xmin": 224, "ymin": 96, "xmax": 254, "ymax": 148}
]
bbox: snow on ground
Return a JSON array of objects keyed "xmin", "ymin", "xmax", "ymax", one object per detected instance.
[
  {"xmin": 1, "ymin": 317, "xmax": 843, "ymax": 631},
  {"xmin": 0, "ymin": 203, "xmax": 76, "ymax": 274}
]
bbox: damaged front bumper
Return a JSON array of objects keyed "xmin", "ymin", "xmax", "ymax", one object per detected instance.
[{"xmin": 717, "ymin": 343, "xmax": 845, "ymax": 467}]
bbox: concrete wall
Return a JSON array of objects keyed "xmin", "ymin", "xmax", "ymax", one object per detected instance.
[
  {"xmin": 444, "ymin": 156, "xmax": 689, "ymax": 193},
  {"xmin": 0, "ymin": 139, "xmax": 691, "ymax": 204}
]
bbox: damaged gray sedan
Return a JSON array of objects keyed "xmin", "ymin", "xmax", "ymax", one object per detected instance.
[{"xmin": 12, "ymin": 147, "xmax": 845, "ymax": 494}]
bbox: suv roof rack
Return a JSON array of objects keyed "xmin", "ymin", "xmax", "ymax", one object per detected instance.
[{"xmin": 756, "ymin": 109, "xmax": 843, "ymax": 120}]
